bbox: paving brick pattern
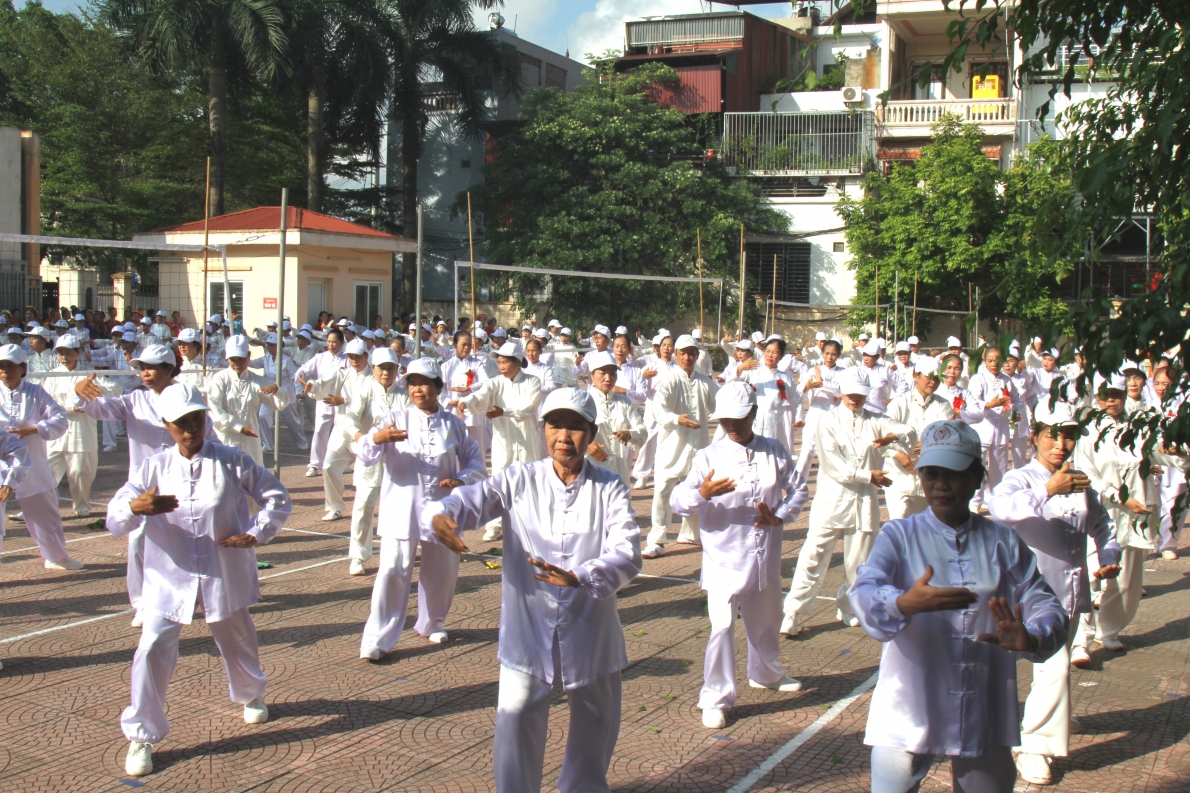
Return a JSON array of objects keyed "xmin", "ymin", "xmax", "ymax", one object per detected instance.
[{"xmin": 1, "ymin": 433, "xmax": 1188, "ymax": 792}]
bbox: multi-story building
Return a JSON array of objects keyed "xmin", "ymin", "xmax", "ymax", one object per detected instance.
[{"xmin": 0, "ymin": 126, "xmax": 41, "ymax": 311}]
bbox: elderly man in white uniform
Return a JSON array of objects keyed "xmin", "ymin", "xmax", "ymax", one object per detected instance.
[
  {"xmin": 250, "ymin": 333, "xmax": 309, "ymax": 452},
  {"xmin": 882, "ymin": 356, "xmax": 953, "ymax": 519},
  {"xmin": 850, "ymin": 419, "xmax": 1068, "ymax": 793},
  {"xmin": 671, "ymin": 382, "xmax": 808, "ymax": 730},
  {"xmin": 106, "ymin": 385, "xmax": 292, "ymax": 778},
  {"xmin": 858, "ymin": 341, "xmax": 894, "ymax": 415},
  {"xmin": 781, "ymin": 368, "xmax": 911, "ymax": 635},
  {"xmin": 294, "ymin": 327, "xmax": 347, "ymax": 477},
  {"xmin": 988, "ymin": 401, "xmax": 1121, "ymax": 785},
  {"xmin": 630, "ymin": 330, "xmax": 676, "ymax": 489},
  {"xmin": 206, "ymin": 335, "xmax": 289, "ymax": 466},
  {"xmin": 440, "ymin": 329, "xmax": 491, "ymax": 454},
  {"xmin": 802, "ymin": 331, "xmax": 826, "ymax": 365},
  {"xmin": 643, "ymin": 334, "xmax": 717, "ymax": 558},
  {"xmin": 309, "ymin": 338, "xmax": 373, "ymax": 522},
  {"xmin": 792, "ymin": 339, "xmax": 845, "ymax": 482},
  {"xmin": 1151, "ymin": 366, "xmax": 1188, "ymax": 559},
  {"xmin": 584, "ymin": 351, "xmax": 646, "ymax": 485},
  {"xmin": 967, "ymin": 346, "xmax": 1022, "ymax": 510},
  {"xmin": 426, "ymin": 388, "xmax": 642, "ymax": 793}
]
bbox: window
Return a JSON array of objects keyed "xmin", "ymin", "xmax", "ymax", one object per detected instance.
[
  {"xmin": 354, "ymin": 282, "xmax": 382, "ymax": 326},
  {"xmin": 545, "ymin": 63, "xmax": 567, "ymax": 90},
  {"xmin": 744, "ymin": 242, "xmax": 811, "ymax": 304},
  {"xmin": 969, "ymin": 61, "xmax": 1009, "ymax": 98},
  {"xmin": 519, "ymin": 53, "xmax": 542, "ymax": 87},
  {"xmin": 913, "ymin": 64, "xmax": 946, "ymax": 100},
  {"xmin": 460, "ymin": 159, "xmax": 471, "ymax": 169},
  {"xmin": 833, "ymin": 242, "xmax": 845, "ymax": 253},
  {"xmin": 208, "ymin": 280, "xmax": 244, "ymax": 317}
]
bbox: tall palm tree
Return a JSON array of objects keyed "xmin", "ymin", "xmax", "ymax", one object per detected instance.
[
  {"xmin": 102, "ymin": 0, "xmax": 288, "ymax": 217},
  {"xmin": 288, "ymin": 0, "xmax": 392, "ymax": 212},
  {"xmin": 385, "ymin": 0, "xmax": 520, "ymax": 312}
]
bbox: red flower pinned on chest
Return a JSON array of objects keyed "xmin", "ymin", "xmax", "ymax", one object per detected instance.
[
  {"xmin": 465, "ymin": 370, "xmax": 476, "ymax": 387},
  {"xmin": 776, "ymin": 379, "xmax": 786, "ymax": 401},
  {"xmin": 953, "ymin": 394, "xmax": 965, "ymax": 411}
]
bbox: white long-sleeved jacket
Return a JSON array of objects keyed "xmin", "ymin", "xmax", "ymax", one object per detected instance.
[
  {"xmin": 585, "ymin": 387, "xmax": 646, "ymax": 484},
  {"xmin": 459, "ymin": 371, "xmax": 543, "ymax": 469},
  {"xmin": 882, "ymin": 389, "xmax": 954, "ymax": 498},
  {"xmin": 44, "ymin": 363, "xmax": 121, "ymax": 454},
  {"xmin": 0, "ymin": 380, "xmax": 68, "ymax": 498},
  {"xmin": 967, "ymin": 370, "xmax": 1022, "ymax": 445},
  {"xmin": 653, "ymin": 367, "xmax": 717, "ymax": 480},
  {"xmin": 205, "ymin": 367, "xmax": 289, "ymax": 464}
]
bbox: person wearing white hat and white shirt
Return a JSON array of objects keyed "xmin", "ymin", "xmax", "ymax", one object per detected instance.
[
  {"xmin": 849, "ymin": 419, "xmax": 1068, "ymax": 793},
  {"xmin": 358, "ymin": 356, "xmax": 482, "ymax": 655},
  {"xmin": 24, "ymin": 327, "xmax": 57, "ymax": 373},
  {"xmin": 889, "ymin": 341, "xmax": 915, "ymax": 396},
  {"xmin": 857, "ymin": 341, "xmax": 894, "ymax": 415},
  {"xmin": 531, "ymin": 327, "xmax": 554, "ymax": 366},
  {"xmin": 724, "ymin": 336, "xmax": 798, "ymax": 455},
  {"xmin": 148, "ymin": 310, "xmax": 172, "ymax": 342},
  {"xmin": 454, "ymin": 341, "xmax": 543, "ymax": 541},
  {"xmin": 847, "ymin": 332, "xmax": 870, "ymax": 367},
  {"xmin": 936, "ymin": 353, "xmax": 984, "ymax": 427},
  {"xmin": 174, "ymin": 327, "xmax": 217, "ymax": 393},
  {"xmin": 1002, "ymin": 347, "xmax": 1036, "ymax": 468},
  {"xmin": 610, "ymin": 333, "xmax": 646, "ymax": 407},
  {"xmin": 546, "ymin": 318, "xmax": 562, "ymax": 345},
  {"xmin": 781, "ymin": 368, "xmax": 911, "ymax": 635},
  {"xmin": 584, "ymin": 351, "xmax": 646, "ymax": 485},
  {"xmin": 0, "ymin": 431, "xmax": 30, "ymax": 576},
  {"xmin": 549, "ymin": 327, "xmax": 580, "ymax": 387},
  {"xmin": 630, "ymin": 331, "xmax": 676, "ymax": 489},
  {"xmin": 205, "ymin": 336, "xmax": 289, "ymax": 466},
  {"xmin": 45, "ymin": 334, "xmax": 118, "ymax": 517},
  {"xmin": 250, "ymin": 333, "xmax": 309, "ymax": 452},
  {"xmin": 906, "ymin": 335, "xmax": 922, "ymax": 364},
  {"xmin": 881, "ymin": 356, "xmax": 954, "ymax": 520},
  {"xmin": 68, "ymin": 313, "xmax": 93, "ymax": 348},
  {"xmin": 440, "ymin": 329, "xmax": 492, "ymax": 455},
  {"xmin": 792, "ymin": 339, "xmax": 845, "ymax": 483},
  {"xmin": 671, "ymin": 381, "xmax": 809, "ymax": 729},
  {"xmin": 643, "ymin": 335, "xmax": 717, "ymax": 558},
  {"xmin": 802, "ymin": 331, "xmax": 827, "ymax": 366},
  {"xmin": 289, "ymin": 329, "xmax": 320, "ymax": 430},
  {"xmin": 987, "ymin": 401, "xmax": 1121, "ymax": 784},
  {"xmin": 690, "ymin": 328, "xmax": 712, "ymax": 377},
  {"xmin": 1024, "ymin": 336, "xmax": 1045, "ymax": 370},
  {"xmin": 425, "ymin": 387, "xmax": 641, "ymax": 793},
  {"xmin": 945, "ymin": 336, "xmax": 971, "ymax": 387},
  {"xmin": 1150, "ymin": 366, "xmax": 1187, "ymax": 560},
  {"xmin": 573, "ymin": 324, "xmax": 612, "ymax": 379},
  {"xmin": 719, "ymin": 337, "xmax": 756, "ymax": 383},
  {"xmin": 106, "ymin": 384, "xmax": 291, "ymax": 778},
  {"xmin": 307, "ymin": 338, "xmax": 373, "ymax": 521},
  {"xmin": 294, "ymin": 327, "xmax": 347, "ymax": 476},
  {"xmin": 0, "ymin": 343, "xmax": 80, "ymax": 569},
  {"xmin": 966, "ymin": 346, "xmax": 1023, "ymax": 510}
]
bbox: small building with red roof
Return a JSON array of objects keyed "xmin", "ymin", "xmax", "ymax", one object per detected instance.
[{"xmin": 133, "ymin": 206, "xmax": 415, "ymax": 334}]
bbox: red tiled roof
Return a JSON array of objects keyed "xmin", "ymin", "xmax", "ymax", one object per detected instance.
[{"xmin": 152, "ymin": 207, "xmax": 407, "ymax": 240}]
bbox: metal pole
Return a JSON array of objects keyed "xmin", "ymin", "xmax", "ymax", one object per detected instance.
[
  {"xmin": 716, "ymin": 279, "xmax": 723, "ymax": 344},
  {"xmin": 974, "ymin": 286, "xmax": 980, "ymax": 355},
  {"xmin": 201, "ymin": 157, "xmax": 210, "ymax": 375},
  {"xmin": 912, "ymin": 270, "xmax": 918, "ymax": 334},
  {"xmin": 467, "ymin": 192, "xmax": 476, "ymax": 325},
  {"xmin": 771, "ymin": 254, "xmax": 778, "ymax": 335},
  {"xmin": 697, "ymin": 228, "xmax": 704, "ymax": 334},
  {"xmin": 894, "ymin": 270, "xmax": 899, "ymax": 342},
  {"xmin": 415, "ymin": 203, "xmax": 424, "ymax": 359},
  {"xmin": 737, "ymin": 223, "xmax": 745, "ymax": 337},
  {"xmin": 453, "ymin": 261, "xmax": 458, "ymax": 333},
  {"xmin": 873, "ymin": 263, "xmax": 878, "ymax": 338},
  {"xmin": 273, "ymin": 188, "xmax": 288, "ymax": 475}
]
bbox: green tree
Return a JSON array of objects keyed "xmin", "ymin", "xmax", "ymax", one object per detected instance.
[
  {"xmin": 467, "ymin": 61, "xmax": 788, "ymax": 333},
  {"xmin": 101, "ymin": 0, "xmax": 289, "ymax": 217}
]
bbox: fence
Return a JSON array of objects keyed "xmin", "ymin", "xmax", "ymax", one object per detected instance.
[
  {"xmin": 721, "ymin": 111, "xmax": 874, "ymax": 176},
  {"xmin": 626, "ymin": 15, "xmax": 743, "ymax": 49},
  {"xmin": 876, "ymin": 99, "xmax": 1015, "ymax": 127}
]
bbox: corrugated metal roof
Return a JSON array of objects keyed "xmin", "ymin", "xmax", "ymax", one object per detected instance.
[{"xmin": 153, "ymin": 207, "xmax": 407, "ymax": 240}]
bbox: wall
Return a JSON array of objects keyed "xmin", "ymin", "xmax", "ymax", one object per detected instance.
[
  {"xmin": 766, "ymin": 179, "xmax": 857, "ymax": 307},
  {"xmin": 0, "ymin": 127, "xmax": 21, "ymax": 243}
]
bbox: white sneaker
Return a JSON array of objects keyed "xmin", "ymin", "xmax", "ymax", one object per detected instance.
[
  {"xmin": 1162, "ymin": 550, "xmax": 1178, "ymax": 561},
  {"xmin": 243, "ymin": 697, "xmax": 269, "ymax": 724},
  {"xmin": 305, "ymin": 466, "xmax": 318, "ymax": 477},
  {"xmin": 836, "ymin": 609, "xmax": 860, "ymax": 628},
  {"xmin": 482, "ymin": 526, "xmax": 502, "ymax": 541},
  {"xmin": 130, "ymin": 611, "xmax": 144, "ymax": 628},
  {"xmin": 1069, "ymin": 716, "xmax": 1082, "ymax": 734},
  {"xmin": 633, "ymin": 478, "xmax": 646, "ymax": 490},
  {"xmin": 76, "ymin": 508, "xmax": 91, "ymax": 518},
  {"xmin": 360, "ymin": 646, "xmax": 382, "ymax": 662},
  {"xmin": 45, "ymin": 556, "xmax": 84, "ymax": 570},
  {"xmin": 124, "ymin": 741, "xmax": 153, "ymax": 777},
  {"xmin": 641, "ymin": 543, "xmax": 666, "ymax": 559},
  {"xmin": 1070, "ymin": 646, "xmax": 1091, "ymax": 668},
  {"xmin": 1096, "ymin": 636, "xmax": 1125, "ymax": 651},
  {"xmin": 348, "ymin": 559, "xmax": 365, "ymax": 576},
  {"xmin": 701, "ymin": 707, "xmax": 726, "ymax": 729},
  {"xmin": 1015, "ymin": 752, "xmax": 1052, "ymax": 785},
  {"xmin": 779, "ymin": 613, "xmax": 801, "ymax": 637},
  {"xmin": 321, "ymin": 510, "xmax": 341, "ymax": 522},
  {"xmin": 103, "ymin": 445, "xmax": 117, "ymax": 452},
  {"xmin": 427, "ymin": 631, "xmax": 449, "ymax": 644},
  {"xmin": 749, "ymin": 675, "xmax": 802, "ymax": 692}
]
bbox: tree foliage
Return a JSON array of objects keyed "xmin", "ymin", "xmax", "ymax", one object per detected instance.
[
  {"xmin": 468, "ymin": 61, "xmax": 788, "ymax": 334},
  {"xmin": 837, "ymin": 116, "xmax": 1075, "ymax": 337}
]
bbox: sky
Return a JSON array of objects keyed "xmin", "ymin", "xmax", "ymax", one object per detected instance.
[{"xmin": 35, "ymin": 0, "xmax": 801, "ymax": 66}]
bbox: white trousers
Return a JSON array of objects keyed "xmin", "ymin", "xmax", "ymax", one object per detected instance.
[
  {"xmin": 885, "ymin": 490, "xmax": 927, "ymax": 521},
  {"xmin": 1158, "ymin": 477, "xmax": 1186, "ymax": 552},
  {"xmin": 647, "ymin": 474, "xmax": 700, "ymax": 546},
  {"xmin": 1010, "ymin": 424, "xmax": 1031, "ymax": 469},
  {"xmin": 699, "ymin": 582, "xmax": 785, "ymax": 710},
  {"xmin": 15, "ymin": 488, "xmax": 68, "ymax": 562},
  {"xmin": 1095, "ymin": 545, "xmax": 1146, "ymax": 643},
  {"xmin": 870, "ymin": 745, "xmax": 1015, "ymax": 793},
  {"xmin": 348, "ymin": 466, "xmax": 381, "ymax": 562},
  {"xmin": 102, "ymin": 420, "xmax": 120, "ymax": 449},
  {"xmin": 323, "ymin": 438, "xmax": 353, "ymax": 513},
  {"xmin": 784, "ymin": 525, "xmax": 874, "ymax": 621},
  {"xmin": 360, "ymin": 534, "xmax": 460, "ymax": 652},
  {"xmin": 49, "ymin": 447, "xmax": 97, "ymax": 514},
  {"xmin": 465, "ymin": 421, "xmax": 490, "ymax": 457},
  {"xmin": 630, "ymin": 428, "xmax": 657, "ymax": 482},
  {"xmin": 128, "ymin": 526, "xmax": 145, "ymax": 608},
  {"xmin": 972, "ymin": 441, "xmax": 1007, "ymax": 508},
  {"xmin": 494, "ymin": 656, "xmax": 621, "ymax": 793},
  {"xmin": 259, "ymin": 403, "xmax": 310, "ymax": 451},
  {"xmin": 122, "ymin": 607, "xmax": 266, "ymax": 744},
  {"xmin": 1018, "ymin": 639, "xmax": 1072, "ymax": 757},
  {"xmin": 307, "ymin": 411, "xmax": 334, "ymax": 469}
]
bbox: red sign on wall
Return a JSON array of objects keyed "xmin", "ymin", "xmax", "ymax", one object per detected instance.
[{"xmin": 263, "ymin": 298, "xmax": 278, "ymax": 309}]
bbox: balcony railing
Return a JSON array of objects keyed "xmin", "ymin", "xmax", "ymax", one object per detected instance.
[
  {"xmin": 626, "ymin": 15, "xmax": 743, "ymax": 49},
  {"xmin": 721, "ymin": 111, "xmax": 874, "ymax": 177},
  {"xmin": 876, "ymin": 98, "xmax": 1015, "ymax": 127}
]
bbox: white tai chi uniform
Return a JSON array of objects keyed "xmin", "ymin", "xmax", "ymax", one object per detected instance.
[
  {"xmin": 586, "ymin": 387, "xmax": 646, "ymax": 485},
  {"xmin": 206, "ymin": 366, "xmax": 290, "ymax": 466},
  {"xmin": 358, "ymin": 406, "xmax": 484, "ymax": 652},
  {"xmin": 289, "ymin": 342, "xmax": 319, "ymax": 430},
  {"xmin": 648, "ymin": 367, "xmax": 717, "ymax": 547},
  {"xmin": 967, "ymin": 370, "xmax": 1021, "ymax": 508},
  {"xmin": 251, "ymin": 352, "xmax": 308, "ymax": 451},
  {"xmin": 1008, "ymin": 368, "xmax": 1036, "ymax": 467},
  {"xmin": 0, "ymin": 433, "xmax": 29, "ymax": 553},
  {"xmin": 725, "ymin": 364, "xmax": 797, "ymax": 454},
  {"xmin": 881, "ymin": 389, "xmax": 953, "ymax": 519},
  {"xmin": 45, "ymin": 363, "xmax": 120, "ymax": 515},
  {"xmin": 441, "ymin": 353, "xmax": 491, "ymax": 455},
  {"xmin": 850, "ymin": 509, "xmax": 1068, "ymax": 793},
  {"xmin": 0, "ymin": 379, "xmax": 70, "ymax": 562},
  {"xmin": 106, "ymin": 442, "xmax": 291, "ymax": 745},
  {"xmin": 793, "ymin": 363, "xmax": 843, "ymax": 482},
  {"xmin": 310, "ymin": 366, "xmax": 373, "ymax": 514},
  {"xmin": 294, "ymin": 349, "xmax": 347, "ymax": 470},
  {"xmin": 1154, "ymin": 394, "xmax": 1188, "ymax": 553},
  {"xmin": 989, "ymin": 461, "xmax": 1119, "ymax": 759},
  {"xmin": 424, "ymin": 459, "xmax": 641, "ymax": 793},
  {"xmin": 783, "ymin": 404, "xmax": 910, "ymax": 624},
  {"xmin": 344, "ymin": 380, "xmax": 410, "ymax": 563},
  {"xmin": 630, "ymin": 357, "xmax": 676, "ymax": 485},
  {"xmin": 671, "ymin": 434, "xmax": 808, "ymax": 710}
]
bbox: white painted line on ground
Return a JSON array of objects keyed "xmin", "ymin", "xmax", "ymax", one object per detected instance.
[
  {"xmin": 281, "ymin": 525, "xmax": 351, "ymax": 540},
  {"xmin": 258, "ymin": 556, "xmax": 350, "ymax": 580},
  {"xmin": 724, "ymin": 671, "xmax": 879, "ymax": 793},
  {"xmin": 637, "ymin": 573, "xmax": 700, "ymax": 584}
]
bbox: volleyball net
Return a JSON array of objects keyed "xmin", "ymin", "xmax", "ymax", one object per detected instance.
[{"xmin": 765, "ymin": 297, "xmax": 978, "ymax": 352}]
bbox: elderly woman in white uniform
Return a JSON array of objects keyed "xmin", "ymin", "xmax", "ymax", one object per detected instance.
[
  {"xmin": 206, "ymin": 335, "xmax": 289, "ymax": 466},
  {"xmin": 309, "ymin": 338, "xmax": 373, "ymax": 521},
  {"xmin": 440, "ymin": 330, "xmax": 491, "ymax": 456},
  {"xmin": 250, "ymin": 332, "xmax": 309, "ymax": 453},
  {"xmin": 0, "ymin": 431, "xmax": 29, "ymax": 582},
  {"xmin": 850, "ymin": 419, "xmax": 1067, "ymax": 793},
  {"xmin": 294, "ymin": 327, "xmax": 347, "ymax": 477},
  {"xmin": 0, "ymin": 343, "xmax": 78, "ymax": 569},
  {"xmin": 671, "ymin": 382, "xmax": 808, "ymax": 730},
  {"xmin": 793, "ymin": 339, "xmax": 845, "ymax": 482},
  {"xmin": 724, "ymin": 335, "xmax": 797, "ymax": 454},
  {"xmin": 358, "ymin": 357, "xmax": 484, "ymax": 658},
  {"xmin": 583, "ymin": 350, "xmax": 645, "ymax": 484},
  {"xmin": 881, "ymin": 356, "xmax": 954, "ymax": 519},
  {"xmin": 107, "ymin": 385, "xmax": 292, "ymax": 778},
  {"xmin": 426, "ymin": 387, "xmax": 641, "ymax": 793},
  {"xmin": 781, "ymin": 367, "xmax": 911, "ymax": 636},
  {"xmin": 988, "ymin": 401, "xmax": 1121, "ymax": 785}
]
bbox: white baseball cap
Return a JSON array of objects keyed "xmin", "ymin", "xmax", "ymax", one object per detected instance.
[
  {"xmin": 1093, "ymin": 372, "xmax": 1127, "ymax": 393},
  {"xmin": 27, "ymin": 326, "xmax": 53, "ymax": 340},
  {"xmin": 495, "ymin": 341, "xmax": 523, "ymax": 360},
  {"xmin": 4, "ymin": 326, "xmax": 21, "ymax": 336},
  {"xmin": 54, "ymin": 334, "xmax": 80, "ymax": 350},
  {"xmin": 560, "ymin": 327, "xmax": 572, "ymax": 336},
  {"xmin": 370, "ymin": 348, "xmax": 400, "ymax": 367},
  {"xmin": 74, "ymin": 313, "xmax": 86, "ymax": 321},
  {"xmin": 615, "ymin": 325, "xmax": 628, "ymax": 336},
  {"xmin": 656, "ymin": 328, "xmax": 673, "ymax": 341},
  {"xmin": 298, "ymin": 329, "xmax": 313, "ymax": 340},
  {"xmin": 0, "ymin": 343, "xmax": 26, "ymax": 364},
  {"xmin": 691, "ymin": 328, "xmax": 703, "ymax": 340},
  {"xmin": 360, "ymin": 329, "xmax": 375, "ymax": 340},
  {"xmin": 266, "ymin": 319, "xmax": 278, "ymax": 328},
  {"xmin": 876, "ymin": 338, "xmax": 887, "ymax": 349},
  {"xmin": 139, "ymin": 316, "xmax": 152, "ymax": 325},
  {"xmin": 1032, "ymin": 336, "xmax": 1043, "ymax": 344},
  {"xmin": 907, "ymin": 335, "xmax": 920, "ymax": 345},
  {"xmin": 282, "ymin": 320, "xmax": 292, "ymax": 331},
  {"xmin": 406, "ymin": 357, "xmax": 442, "ymax": 380},
  {"xmin": 547, "ymin": 319, "xmax": 561, "ymax": 328},
  {"xmin": 764, "ymin": 333, "xmax": 783, "ymax": 345},
  {"xmin": 493, "ymin": 327, "xmax": 508, "ymax": 337},
  {"xmin": 177, "ymin": 328, "xmax": 201, "ymax": 343},
  {"xmin": 155, "ymin": 310, "xmax": 167, "ymax": 317},
  {"xmin": 541, "ymin": 386, "xmax": 597, "ymax": 423},
  {"xmin": 344, "ymin": 339, "xmax": 368, "ymax": 356},
  {"xmin": 123, "ymin": 322, "xmax": 137, "ymax": 331},
  {"xmin": 946, "ymin": 336, "xmax": 962, "ymax": 348},
  {"xmin": 157, "ymin": 383, "xmax": 209, "ymax": 423},
  {"xmin": 861, "ymin": 341, "xmax": 880, "ymax": 357},
  {"xmin": 54, "ymin": 319, "xmax": 68, "ymax": 328},
  {"xmin": 913, "ymin": 356, "xmax": 941, "ymax": 376},
  {"xmin": 916, "ymin": 420, "xmax": 983, "ymax": 470},
  {"xmin": 121, "ymin": 331, "xmax": 139, "ymax": 343},
  {"xmin": 585, "ymin": 350, "xmax": 619, "ymax": 371},
  {"xmin": 533, "ymin": 328, "xmax": 550, "ymax": 339},
  {"xmin": 1120, "ymin": 359, "xmax": 1143, "ymax": 375},
  {"xmin": 839, "ymin": 368, "xmax": 872, "ymax": 396},
  {"xmin": 895, "ymin": 341, "xmax": 910, "ymax": 353},
  {"xmin": 592, "ymin": 324, "xmax": 610, "ymax": 337},
  {"xmin": 265, "ymin": 333, "xmax": 279, "ymax": 344},
  {"xmin": 711, "ymin": 381, "xmax": 757, "ymax": 420},
  {"xmin": 1042, "ymin": 348, "xmax": 1058, "ymax": 359},
  {"xmin": 674, "ymin": 334, "xmax": 699, "ymax": 352},
  {"xmin": 751, "ymin": 331, "xmax": 764, "ymax": 344},
  {"xmin": 300, "ymin": 323, "xmax": 313, "ymax": 332},
  {"xmin": 132, "ymin": 344, "xmax": 177, "ymax": 367},
  {"xmin": 815, "ymin": 331, "xmax": 827, "ymax": 341},
  {"xmin": 336, "ymin": 318, "xmax": 351, "ymax": 327},
  {"xmin": 857, "ymin": 332, "xmax": 869, "ymax": 341},
  {"xmin": 209, "ymin": 314, "xmax": 223, "ymax": 324},
  {"xmin": 224, "ymin": 336, "xmax": 251, "ymax": 359},
  {"xmin": 436, "ymin": 319, "xmax": 446, "ymax": 327},
  {"xmin": 736, "ymin": 338, "xmax": 754, "ymax": 351},
  {"xmin": 1033, "ymin": 401, "xmax": 1077, "ymax": 428}
]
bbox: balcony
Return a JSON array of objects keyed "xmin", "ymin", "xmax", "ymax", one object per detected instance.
[
  {"xmin": 875, "ymin": 99, "xmax": 1016, "ymax": 137},
  {"xmin": 721, "ymin": 111, "xmax": 874, "ymax": 177}
]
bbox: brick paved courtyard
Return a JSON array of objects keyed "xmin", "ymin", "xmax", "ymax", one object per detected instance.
[{"xmin": 1, "ymin": 434, "xmax": 1188, "ymax": 792}]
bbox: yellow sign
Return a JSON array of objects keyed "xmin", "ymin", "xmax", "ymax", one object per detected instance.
[{"xmin": 972, "ymin": 74, "xmax": 1001, "ymax": 98}]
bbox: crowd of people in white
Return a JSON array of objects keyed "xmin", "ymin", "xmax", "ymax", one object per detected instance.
[{"xmin": 0, "ymin": 307, "xmax": 1184, "ymax": 792}]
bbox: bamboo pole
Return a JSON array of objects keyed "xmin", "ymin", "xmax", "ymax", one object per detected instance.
[
  {"xmin": 771, "ymin": 254, "xmax": 778, "ymax": 335},
  {"xmin": 912, "ymin": 270, "xmax": 918, "ymax": 334},
  {"xmin": 697, "ymin": 228, "xmax": 704, "ymax": 335},
  {"xmin": 873, "ymin": 263, "xmax": 879, "ymax": 338},
  {"xmin": 201, "ymin": 157, "xmax": 211, "ymax": 375},
  {"xmin": 467, "ymin": 191, "xmax": 476, "ymax": 327},
  {"xmin": 737, "ymin": 223, "xmax": 745, "ymax": 337}
]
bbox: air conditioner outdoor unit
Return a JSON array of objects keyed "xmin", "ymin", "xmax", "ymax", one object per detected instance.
[{"xmin": 842, "ymin": 86, "xmax": 863, "ymax": 104}]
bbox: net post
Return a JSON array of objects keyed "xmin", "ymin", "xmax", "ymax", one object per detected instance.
[
  {"xmin": 697, "ymin": 228, "xmax": 704, "ymax": 334},
  {"xmin": 201, "ymin": 157, "xmax": 211, "ymax": 375},
  {"xmin": 414, "ymin": 204, "xmax": 423, "ymax": 359},
  {"xmin": 274, "ymin": 189, "xmax": 288, "ymax": 475}
]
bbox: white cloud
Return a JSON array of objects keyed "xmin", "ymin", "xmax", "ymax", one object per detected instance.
[
  {"xmin": 473, "ymin": 0, "xmax": 562, "ymax": 43},
  {"xmin": 567, "ymin": 0, "xmax": 714, "ymax": 64}
]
